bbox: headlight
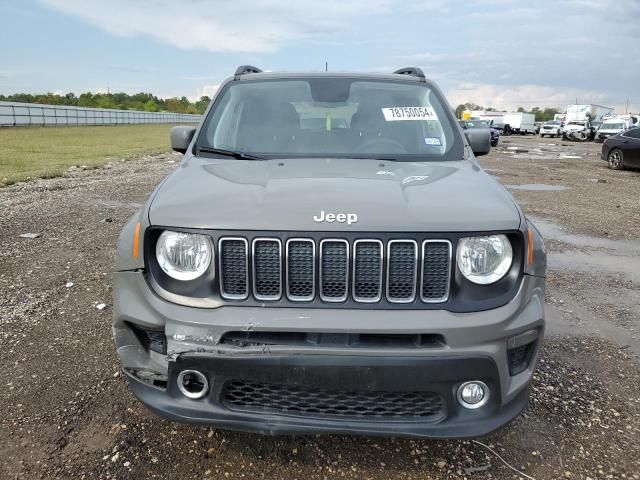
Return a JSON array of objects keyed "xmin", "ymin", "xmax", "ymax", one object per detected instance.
[
  {"xmin": 457, "ymin": 234, "xmax": 513, "ymax": 285},
  {"xmin": 156, "ymin": 231, "xmax": 212, "ymax": 281}
]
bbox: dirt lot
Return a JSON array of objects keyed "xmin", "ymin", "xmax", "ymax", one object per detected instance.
[{"xmin": 1, "ymin": 137, "xmax": 639, "ymax": 480}]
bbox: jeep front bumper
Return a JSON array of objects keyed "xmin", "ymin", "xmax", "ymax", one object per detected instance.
[{"xmin": 113, "ymin": 271, "xmax": 545, "ymax": 438}]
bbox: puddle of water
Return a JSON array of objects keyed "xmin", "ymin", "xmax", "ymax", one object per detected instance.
[
  {"xmin": 546, "ymin": 302, "xmax": 640, "ymax": 356},
  {"xmin": 536, "ymin": 215, "xmax": 640, "ymax": 354},
  {"xmin": 560, "ymin": 155, "xmax": 582, "ymax": 159},
  {"xmin": 506, "ymin": 183, "xmax": 569, "ymax": 191},
  {"xmin": 548, "ymin": 251, "xmax": 640, "ymax": 283},
  {"xmin": 533, "ymin": 215, "xmax": 640, "ymax": 284},
  {"xmin": 530, "ymin": 216, "xmax": 640, "ymax": 255}
]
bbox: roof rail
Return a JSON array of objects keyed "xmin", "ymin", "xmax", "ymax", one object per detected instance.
[
  {"xmin": 234, "ymin": 65, "xmax": 263, "ymax": 78},
  {"xmin": 393, "ymin": 67, "xmax": 426, "ymax": 82}
]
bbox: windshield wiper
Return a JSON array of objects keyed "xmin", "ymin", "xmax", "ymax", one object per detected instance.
[{"xmin": 198, "ymin": 147, "xmax": 265, "ymax": 160}]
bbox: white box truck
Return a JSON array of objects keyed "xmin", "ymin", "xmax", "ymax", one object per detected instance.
[
  {"xmin": 565, "ymin": 104, "xmax": 614, "ymax": 123},
  {"xmin": 564, "ymin": 104, "xmax": 614, "ymax": 140},
  {"xmin": 469, "ymin": 110, "xmax": 507, "ymax": 130},
  {"xmin": 502, "ymin": 112, "xmax": 536, "ymax": 135}
]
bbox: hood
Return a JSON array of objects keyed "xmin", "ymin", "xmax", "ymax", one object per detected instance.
[{"xmin": 148, "ymin": 156, "xmax": 521, "ymax": 232}]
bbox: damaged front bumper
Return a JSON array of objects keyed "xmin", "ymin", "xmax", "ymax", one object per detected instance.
[{"xmin": 113, "ymin": 271, "xmax": 545, "ymax": 438}]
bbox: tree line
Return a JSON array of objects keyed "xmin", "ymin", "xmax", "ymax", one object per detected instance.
[
  {"xmin": 0, "ymin": 92, "xmax": 211, "ymax": 115},
  {"xmin": 454, "ymin": 103, "xmax": 562, "ymax": 122}
]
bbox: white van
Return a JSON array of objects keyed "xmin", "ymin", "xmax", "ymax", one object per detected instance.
[
  {"xmin": 502, "ymin": 113, "xmax": 536, "ymax": 135},
  {"xmin": 595, "ymin": 115, "xmax": 639, "ymax": 142}
]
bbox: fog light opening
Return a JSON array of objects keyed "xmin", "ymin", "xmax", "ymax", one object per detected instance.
[
  {"xmin": 177, "ymin": 370, "xmax": 209, "ymax": 399},
  {"xmin": 457, "ymin": 381, "xmax": 489, "ymax": 409}
]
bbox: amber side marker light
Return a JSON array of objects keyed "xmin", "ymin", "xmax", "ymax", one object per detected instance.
[
  {"xmin": 527, "ymin": 228, "xmax": 534, "ymax": 266},
  {"xmin": 133, "ymin": 223, "xmax": 141, "ymax": 259}
]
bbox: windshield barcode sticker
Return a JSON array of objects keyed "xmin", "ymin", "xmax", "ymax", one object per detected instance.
[{"xmin": 382, "ymin": 107, "xmax": 436, "ymax": 121}]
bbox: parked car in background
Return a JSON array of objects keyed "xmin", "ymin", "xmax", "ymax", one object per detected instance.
[
  {"xmin": 564, "ymin": 104, "xmax": 613, "ymax": 141},
  {"xmin": 539, "ymin": 120, "xmax": 564, "ymax": 138},
  {"xmin": 489, "ymin": 125, "xmax": 500, "ymax": 146},
  {"xmin": 459, "ymin": 119, "xmax": 492, "ymax": 154},
  {"xmin": 563, "ymin": 120, "xmax": 595, "ymax": 141},
  {"xmin": 601, "ymin": 127, "xmax": 640, "ymax": 170},
  {"xmin": 534, "ymin": 122, "xmax": 542, "ymax": 134},
  {"xmin": 595, "ymin": 115, "xmax": 639, "ymax": 143}
]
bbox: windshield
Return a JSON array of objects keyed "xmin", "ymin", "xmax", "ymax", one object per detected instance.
[
  {"xmin": 544, "ymin": 121, "xmax": 560, "ymax": 125},
  {"xmin": 602, "ymin": 122, "xmax": 624, "ymax": 130},
  {"xmin": 197, "ymin": 77, "xmax": 462, "ymax": 161}
]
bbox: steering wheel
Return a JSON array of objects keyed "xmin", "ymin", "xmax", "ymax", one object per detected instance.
[{"xmin": 354, "ymin": 138, "xmax": 407, "ymax": 154}]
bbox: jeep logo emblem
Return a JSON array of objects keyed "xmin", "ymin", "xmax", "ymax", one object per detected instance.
[{"xmin": 313, "ymin": 210, "xmax": 358, "ymax": 225}]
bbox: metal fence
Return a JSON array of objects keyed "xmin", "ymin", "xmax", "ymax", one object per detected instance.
[{"xmin": 0, "ymin": 101, "xmax": 202, "ymax": 127}]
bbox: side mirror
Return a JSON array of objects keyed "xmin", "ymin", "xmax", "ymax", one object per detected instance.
[
  {"xmin": 465, "ymin": 132, "xmax": 489, "ymax": 156},
  {"xmin": 170, "ymin": 126, "xmax": 197, "ymax": 154}
]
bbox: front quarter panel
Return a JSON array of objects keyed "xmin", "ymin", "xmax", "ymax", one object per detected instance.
[
  {"xmin": 116, "ymin": 210, "xmax": 146, "ymax": 271},
  {"xmin": 528, "ymin": 220, "xmax": 547, "ymax": 278}
]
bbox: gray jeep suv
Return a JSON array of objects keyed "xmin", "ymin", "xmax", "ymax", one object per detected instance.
[{"xmin": 113, "ymin": 66, "xmax": 546, "ymax": 438}]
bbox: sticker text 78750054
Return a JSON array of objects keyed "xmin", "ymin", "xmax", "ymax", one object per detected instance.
[{"xmin": 382, "ymin": 106, "xmax": 437, "ymax": 121}]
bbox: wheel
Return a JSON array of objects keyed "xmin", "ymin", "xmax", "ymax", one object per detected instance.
[
  {"xmin": 608, "ymin": 148, "xmax": 624, "ymax": 170},
  {"xmin": 540, "ymin": 134, "xmax": 545, "ymax": 138}
]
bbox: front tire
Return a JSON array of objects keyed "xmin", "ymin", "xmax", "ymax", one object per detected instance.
[{"xmin": 608, "ymin": 148, "xmax": 624, "ymax": 170}]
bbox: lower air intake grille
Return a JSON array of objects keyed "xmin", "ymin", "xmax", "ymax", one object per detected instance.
[
  {"xmin": 222, "ymin": 380, "xmax": 445, "ymax": 419},
  {"xmin": 508, "ymin": 341, "xmax": 536, "ymax": 376}
]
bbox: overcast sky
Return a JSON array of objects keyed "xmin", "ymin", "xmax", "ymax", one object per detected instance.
[{"xmin": 1, "ymin": 0, "xmax": 639, "ymax": 112}]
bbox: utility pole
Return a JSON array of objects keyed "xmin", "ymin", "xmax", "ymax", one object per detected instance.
[
  {"xmin": 625, "ymin": 99, "xmax": 629, "ymax": 114},
  {"xmin": 325, "ymin": 61, "xmax": 328, "ymax": 72}
]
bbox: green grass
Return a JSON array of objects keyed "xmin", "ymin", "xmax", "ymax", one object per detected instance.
[{"xmin": 0, "ymin": 124, "xmax": 179, "ymax": 185}]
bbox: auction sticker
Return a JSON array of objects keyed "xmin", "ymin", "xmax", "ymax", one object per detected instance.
[
  {"xmin": 424, "ymin": 137, "xmax": 441, "ymax": 146},
  {"xmin": 382, "ymin": 106, "xmax": 436, "ymax": 121}
]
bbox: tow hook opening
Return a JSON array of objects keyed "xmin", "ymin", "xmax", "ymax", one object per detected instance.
[{"xmin": 177, "ymin": 370, "xmax": 209, "ymax": 399}]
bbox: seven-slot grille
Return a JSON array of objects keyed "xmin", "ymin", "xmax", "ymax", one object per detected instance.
[{"xmin": 218, "ymin": 236, "xmax": 452, "ymax": 304}]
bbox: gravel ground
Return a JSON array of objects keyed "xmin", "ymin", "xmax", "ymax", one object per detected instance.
[{"xmin": 1, "ymin": 138, "xmax": 639, "ymax": 480}]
